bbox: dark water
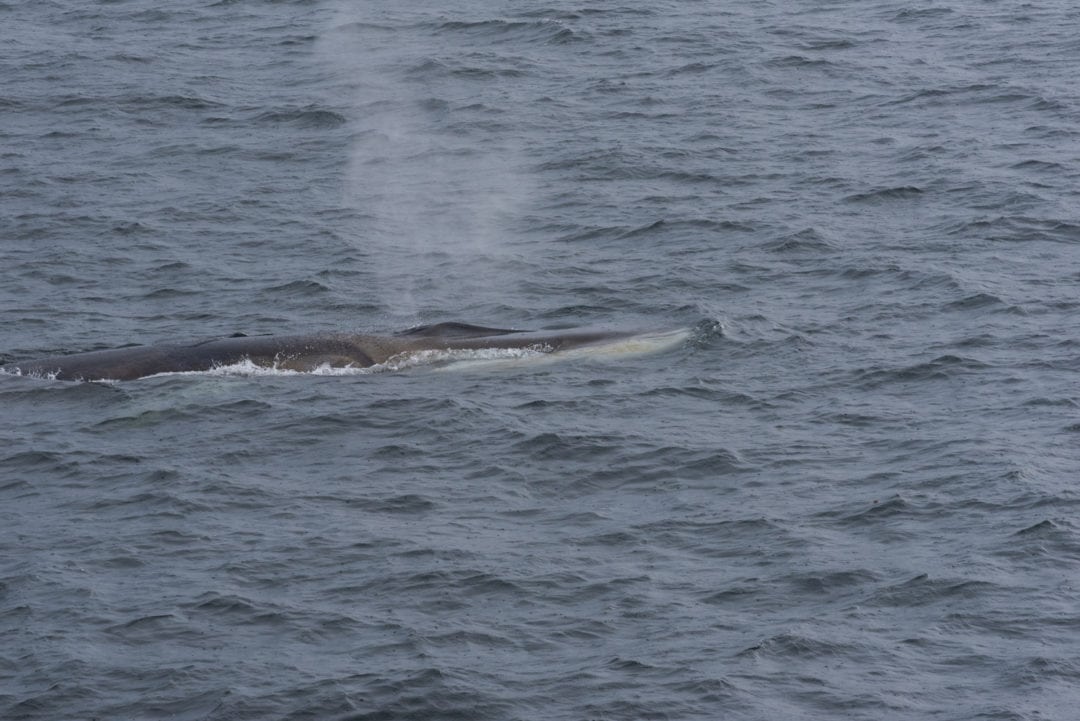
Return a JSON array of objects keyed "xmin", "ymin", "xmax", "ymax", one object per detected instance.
[{"xmin": 3, "ymin": 1, "xmax": 1080, "ymax": 718}]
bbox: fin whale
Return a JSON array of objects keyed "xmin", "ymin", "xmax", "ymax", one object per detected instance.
[{"xmin": 2, "ymin": 322, "xmax": 646, "ymax": 381}]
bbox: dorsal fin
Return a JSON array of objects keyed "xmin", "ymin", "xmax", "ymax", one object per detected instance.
[{"xmin": 397, "ymin": 322, "xmax": 529, "ymax": 338}]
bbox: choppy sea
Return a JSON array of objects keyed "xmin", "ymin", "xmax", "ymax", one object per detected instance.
[{"xmin": 3, "ymin": 1, "xmax": 1080, "ymax": 719}]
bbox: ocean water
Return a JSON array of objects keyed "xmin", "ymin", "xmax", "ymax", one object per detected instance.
[{"xmin": 3, "ymin": 1, "xmax": 1080, "ymax": 719}]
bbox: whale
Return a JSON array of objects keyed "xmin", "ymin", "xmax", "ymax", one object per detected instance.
[{"xmin": 1, "ymin": 322, "xmax": 663, "ymax": 381}]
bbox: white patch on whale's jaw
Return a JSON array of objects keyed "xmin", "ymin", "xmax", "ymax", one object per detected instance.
[{"xmin": 427, "ymin": 328, "xmax": 694, "ymax": 372}]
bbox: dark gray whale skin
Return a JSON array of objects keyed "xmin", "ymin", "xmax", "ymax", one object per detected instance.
[{"xmin": 2, "ymin": 323, "xmax": 639, "ymax": 381}]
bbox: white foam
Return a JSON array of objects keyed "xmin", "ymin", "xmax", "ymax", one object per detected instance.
[
  {"xmin": 1, "ymin": 367, "xmax": 68, "ymax": 382},
  {"xmin": 144, "ymin": 358, "xmax": 375, "ymax": 379}
]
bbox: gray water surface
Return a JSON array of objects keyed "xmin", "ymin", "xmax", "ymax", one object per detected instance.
[{"xmin": 3, "ymin": 1, "xmax": 1080, "ymax": 719}]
